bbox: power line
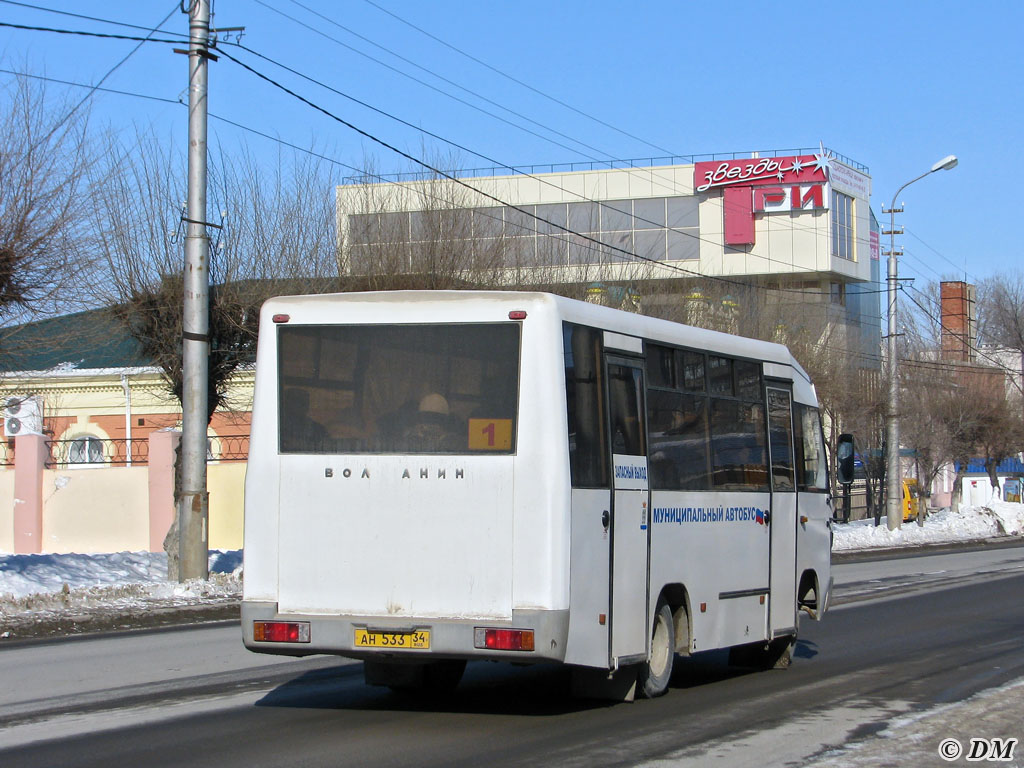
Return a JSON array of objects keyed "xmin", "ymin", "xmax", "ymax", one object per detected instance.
[
  {"xmin": 359, "ymin": 0, "xmax": 679, "ymax": 158},
  {"xmin": 904, "ymin": 227, "xmax": 975, "ymax": 283},
  {"xmin": 255, "ymin": 0, "xmax": 620, "ymax": 164},
  {"xmin": 217, "ymin": 45, "xmax": 886, "ymax": 299},
  {"xmin": 2, "ymin": 18, "xmax": 880, "ymax": 292},
  {"xmin": 217, "ymin": 43, "xmax": 881, "ymax": 291},
  {"xmin": 252, "ymin": 0, "xmax": 768, "ymax": 210},
  {"xmin": 900, "ymin": 246, "xmax": 964, "ymax": 285},
  {"xmin": 33, "ymin": 3, "xmax": 179, "ymax": 146},
  {"xmin": 253, "ymin": 1, "xmax": 847, "ymax": 221},
  {"xmin": 1, "ymin": 69, "xmax": 884, "ymax": 322},
  {"xmin": 0, "ymin": 67, "xmax": 180, "ymax": 105},
  {"xmin": 239, "ymin": 4, "xmax": 608, "ymax": 163},
  {"xmin": 0, "ymin": 0, "xmax": 189, "ymax": 37},
  {"xmin": 6, "ymin": 10, "xmax": 688, "ymax": 202},
  {"xmin": 904, "ymin": 282, "xmax": 942, "ymax": 314},
  {"xmin": 0, "ymin": 68, "xmax": 642, "ymax": 280},
  {"xmin": 4, "ymin": 14, "xmax": 657, "ymax": 185},
  {"xmin": 897, "ymin": 254, "xmax": 947, "ymax": 296},
  {"xmin": 902, "ymin": 285, "xmax": 1024, "ymax": 394},
  {"xmin": 222, "ymin": 40, "xmax": 883, "ymax": 276},
  {"xmin": 0, "ymin": 22, "xmax": 885, "ymax": 305},
  {"xmin": 0, "ymin": 20, "xmax": 183, "ymax": 45}
]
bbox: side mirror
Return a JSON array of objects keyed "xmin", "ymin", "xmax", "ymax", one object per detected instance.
[{"xmin": 836, "ymin": 433, "xmax": 856, "ymax": 486}]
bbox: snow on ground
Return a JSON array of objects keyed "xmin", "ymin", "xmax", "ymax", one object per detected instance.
[
  {"xmin": 0, "ymin": 550, "xmax": 242, "ymax": 638},
  {"xmin": 832, "ymin": 499, "xmax": 1024, "ymax": 551},
  {"xmin": 0, "ymin": 550, "xmax": 241, "ymax": 601},
  {"xmin": 0, "ymin": 501, "xmax": 1022, "ymax": 634},
  {"xmin": 803, "ymin": 677, "xmax": 1024, "ymax": 768}
]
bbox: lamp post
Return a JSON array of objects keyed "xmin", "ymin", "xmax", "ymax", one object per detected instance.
[{"xmin": 883, "ymin": 154, "xmax": 958, "ymax": 530}]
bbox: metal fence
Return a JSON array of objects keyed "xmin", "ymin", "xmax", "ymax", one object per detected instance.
[
  {"xmin": 47, "ymin": 437, "xmax": 150, "ymax": 467},
  {"xmin": 832, "ymin": 485, "xmax": 874, "ymax": 522},
  {"xmin": 342, "ymin": 146, "xmax": 869, "ymax": 185},
  {"xmin": 208, "ymin": 434, "xmax": 250, "ymax": 462},
  {"xmin": 40, "ymin": 434, "xmax": 251, "ymax": 468}
]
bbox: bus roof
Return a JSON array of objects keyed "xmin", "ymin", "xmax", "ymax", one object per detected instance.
[{"xmin": 262, "ymin": 290, "xmax": 811, "ymax": 388}]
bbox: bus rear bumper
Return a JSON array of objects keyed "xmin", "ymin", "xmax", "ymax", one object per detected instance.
[{"xmin": 241, "ymin": 600, "xmax": 570, "ymax": 664}]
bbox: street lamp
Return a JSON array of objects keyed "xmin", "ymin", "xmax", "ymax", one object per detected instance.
[{"xmin": 884, "ymin": 154, "xmax": 958, "ymax": 530}]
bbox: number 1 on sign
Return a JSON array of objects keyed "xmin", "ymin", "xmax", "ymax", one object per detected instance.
[{"xmin": 468, "ymin": 418, "xmax": 512, "ymax": 450}]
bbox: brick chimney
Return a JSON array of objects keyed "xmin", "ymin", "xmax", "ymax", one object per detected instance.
[{"xmin": 940, "ymin": 281, "xmax": 976, "ymax": 362}]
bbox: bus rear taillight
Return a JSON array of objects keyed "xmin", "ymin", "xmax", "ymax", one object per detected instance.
[
  {"xmin": 253, "ymin": 621, "xmax": 310, "ymax": 643},
  {"xmin": 474, "ymin": 628, "xmax": 535, "ymax": 651}
]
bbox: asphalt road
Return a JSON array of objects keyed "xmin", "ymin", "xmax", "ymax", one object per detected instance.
[{"xmin": 2, "ymin": 544, "xmax": 1023, "ymax": 767}]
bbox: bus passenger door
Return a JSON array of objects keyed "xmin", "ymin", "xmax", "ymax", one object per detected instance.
[
  {"xmin": 766, "ymin": 386, "xmax": 798, "ymax": 637},
  {"xmin": 606, "ymin": 359, "xmax": 650, "ymax": 666}
]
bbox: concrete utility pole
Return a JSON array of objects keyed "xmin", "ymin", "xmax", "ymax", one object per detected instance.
[
  {"xmin": 179, "ymin": 0, "xmax": 212, "ymax": 581},
  {"xmin": 883, "ymin": 155, "xmax": 958, "ymax": 531}
]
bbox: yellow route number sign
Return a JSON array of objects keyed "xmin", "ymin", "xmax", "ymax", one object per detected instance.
[{"xmin": 468, "ymin": 418, "xmax": 513, "ymax": 451}]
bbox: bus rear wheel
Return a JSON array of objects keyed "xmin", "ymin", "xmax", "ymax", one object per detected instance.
[{"xmin": 638, "ymin": 601, "xmax": 675, "ymax": 698}]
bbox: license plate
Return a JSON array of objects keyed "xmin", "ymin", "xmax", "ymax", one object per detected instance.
[{"xmin": 354, "ymin": 628, "xmax": 430, "ymax": 649}]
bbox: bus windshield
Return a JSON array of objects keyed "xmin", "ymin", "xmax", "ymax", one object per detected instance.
[{"xmin": 277, "ymin": 323, "xmax": 520, "ymax": 455}]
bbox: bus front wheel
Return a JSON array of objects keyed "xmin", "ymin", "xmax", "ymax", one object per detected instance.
[{"xmin": 638, "ymin": 601, "xmax": 675, "ymax": 698}]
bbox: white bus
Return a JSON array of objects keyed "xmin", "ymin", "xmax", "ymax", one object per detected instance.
[{"xmin": 242, "ymin": 291, "xmax": 832, "ymax": 699}]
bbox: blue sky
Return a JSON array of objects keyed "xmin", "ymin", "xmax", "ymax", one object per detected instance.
[{"xmin": 1, "ymin": 0, "xmax": 1020, "ymax": 289}]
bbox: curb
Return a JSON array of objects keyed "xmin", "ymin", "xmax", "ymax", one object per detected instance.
[
  {"xmin": 1, "ymin": 601, "xmax": 240, "ymax": 645},
  {"xmin": 831, "ymin": 535, "xmax": 1024, "ymax": 563},
  {"xmin": 5, "ymin": 537, "xmax": 1022, "ymax": 643}
]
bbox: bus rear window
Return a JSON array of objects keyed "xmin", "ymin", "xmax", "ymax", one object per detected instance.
[{"xmin": 277, "ymin": 323, "xmax": 520, "ymax": 454}]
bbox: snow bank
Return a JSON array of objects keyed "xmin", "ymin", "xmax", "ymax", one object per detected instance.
[
  {"xmin": 0, "ymin": 550, "xmax": 242, "ymax": 639},
  {"xmin": 831, "ymin": 501, "xmax": 1024, "ymax": 551},
  {"xmin": 1, "ymin": 502, "xmax": 1021, "ymax": 623},
  {"xmin": 0, "ymin": 550, "xmax": 241, "ymax": 601}
]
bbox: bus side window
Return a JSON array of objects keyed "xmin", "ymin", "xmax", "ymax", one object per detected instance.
[
  {"xmin": 709, "ymin": 398, "xmax": 768, "ymax": 491},
  {"xmin": 608, "ymin": 364, "xmax": 645, "ymax": 456},
  {"xmin": 648, "ymin": 389, "xmax": 709, "ymax": 490},
  {"xmin": 646, "ymin": 344, "xmax": 675, "ymax": 388},
  {"xmin": 564, "ymin": 324, "xmax": 608, "ymax": 488},
  {"xmin": 794, "ymin": 405, "xmax": 828, "ymax": 492},
  {"xmin": 767, "ymin": 391, "xmax": 795, "ymax": 492}
]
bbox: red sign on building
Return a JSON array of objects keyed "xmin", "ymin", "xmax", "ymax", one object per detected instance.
[
  {"xmin": 694, "ymin": 154, "xmax": 831, "ymax": 246},
  {"xmin": 752, "ymin": 185, "xmax": 825, "ymax": 213},
  {"xmin": 694, "ymin": 155, "xmax": 829, "ymax": 193}
]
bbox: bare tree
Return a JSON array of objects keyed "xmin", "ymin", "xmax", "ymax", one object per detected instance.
[
  {"xmin": 896, "ymin": 277, "xmax": 1024, "ymax": 510},
  {"xmin": 974, "ymin": 376, "xmax": 1024, "ymax": 497},
  {"xmin": 979, "ymin": 272, "xmax": 1024, "ymax": 352},
  {"xmin": 340, "ymin": 159, "xmax": 505, "ymax": 291},
  {"xmin": 978, "ymin": 272, "xmax": 1024, "ymax": 424},
  {"xmin": 928, "ymin": 365, "xmax": 1022, "ymax": 509},
  {"xmin": 338, "ymin": 153, "xmax": 655, "ymax": 298},
  {"xmin": 935, "ymin": 370, "xmax": 988, "ymax": 510},
  {"xmin": 90, "ymin": 135, "xmax": 342, "ymax": 579},
  {"xmin": 0, "ymin": 74, "xmax": 98, "ymax": 329},
  {"xmin": 899, "ymin": 282, "xmax": 951, "ymax": 508},
  {"xmin": 92, "ymin": 134, "xmax": 341, "ymax": 419},
  {"xmin": 902, "ymin": 371, "xmax": 949, "ymax": 497}
]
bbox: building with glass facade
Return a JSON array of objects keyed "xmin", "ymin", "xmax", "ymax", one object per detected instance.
[{"xmin": 336, "ymin": 147, "xmax": 882, "ymax": 364}]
